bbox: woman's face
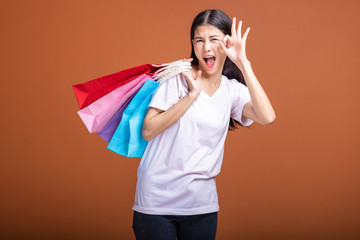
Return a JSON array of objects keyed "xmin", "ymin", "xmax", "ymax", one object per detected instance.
[{"xmin": 192, "ymin": 24, "xmax": 227, "ymax": 76}]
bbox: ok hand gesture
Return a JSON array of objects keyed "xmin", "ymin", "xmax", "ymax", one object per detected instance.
[{"xmin": 220, "ymin": 17, "xmax": 250, "ymax": 66}]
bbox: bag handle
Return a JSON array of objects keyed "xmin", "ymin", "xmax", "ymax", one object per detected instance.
[{"xmin": 152, "ymin": 59, "xmax": 191, "ymax": 83}]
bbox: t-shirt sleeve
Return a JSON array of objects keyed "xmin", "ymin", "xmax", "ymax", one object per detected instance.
[
  {"xmin": 231, "ymin": 80, "xmax": 254, "ymax": 126},
  {"xmin": 148, "ymin": 75, "xmax": 180, "ymax": 111}
]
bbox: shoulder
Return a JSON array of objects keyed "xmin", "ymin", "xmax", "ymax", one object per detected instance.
[
  {"xmin": 222, "ymin": 75, "xmax": 244, "ymax": 84},
  {"xmin": 154, "ymin": 73, "xmax": 188, "ymax": 99},
  {"xmin": 221, "ymin": 75, "xmax": 251, "ymax": 105},
  {"xmin": 222, "ymin": 75, "xmax": 246, "ymax": 90},
  {"xmin": 162, "ymin": 73, "xmax": 188, "ymax": 88},
  {"xmin": 158, "ymin": 73, "xmax": 180, "ymax": 87}
]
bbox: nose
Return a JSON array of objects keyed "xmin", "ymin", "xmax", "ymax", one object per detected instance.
[{"xmin": 203, "ymin": 40, "xmax": 211, "ymax": 52}]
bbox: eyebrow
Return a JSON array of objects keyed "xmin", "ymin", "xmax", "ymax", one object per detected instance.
[{"xmin": 194, "ymin": 35, "xmax": 220, "ymax": 40}]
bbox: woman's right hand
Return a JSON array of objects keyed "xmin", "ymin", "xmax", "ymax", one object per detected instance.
[
  {"xmin": 143, "ymin": 59, "xmax": 201, "ymax": 141},
  {"xmin": 180, "ymin": 58, "xmax": 202, "ymax": 99}
]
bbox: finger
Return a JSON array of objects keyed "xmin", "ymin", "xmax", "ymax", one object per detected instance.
[
  {"xmin": 195, "ymin": 70, "xmax": 202, "ymax": 80},
  {"xmin": 237, "ymin": 20, "xmax": 242, "ymax": 39},
  {"xmin": 231, "ymin": 17, "xmax": 236, "ymax": 38},
  {"xmin": 242, "ymin": 27, "xmax": 250, "ymax": 43},
  {"xmin": 219, "ymin": 41, "xmax": 229, "ymax": 54},
  {"xmin": 181, "ymin": 72, "xmax": 192, "ymax": 89},
  {"xmin": 181, "ymin": 71, "xmax": 194, "ymax": 87},
  {"xmin": 223, "ymin": 35, "xmax": 232, "ymax": 48},
  {"xmin": 184, "ymin": 58, "xmax": 193, "ymax": 63}
]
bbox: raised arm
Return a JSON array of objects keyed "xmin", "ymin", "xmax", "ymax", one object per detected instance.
[
  {"xmin": 220, "ymin": 17, "xmax": 276, "ymax": 125},
  {"xmin": 237, "ymin": 61, "xmax": 276, "ymax": 125},
  {"xmin": 142, "ymin": 69, "xmax": 202, "ymax": 141}
]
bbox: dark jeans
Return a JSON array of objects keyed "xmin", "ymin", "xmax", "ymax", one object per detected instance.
[{"xmin": 132, "ymin": 210, "xmax": 218, "ymax": 240}]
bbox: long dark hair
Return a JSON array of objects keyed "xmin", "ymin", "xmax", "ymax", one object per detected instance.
[{"xmin": 190, "ymin": 9, "xmax": 247, "ymax": 130}]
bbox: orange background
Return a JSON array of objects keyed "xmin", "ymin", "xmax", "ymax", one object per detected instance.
[{"xmin": 1, "ymin": 0, "xmax": 359, "ymax": 239}]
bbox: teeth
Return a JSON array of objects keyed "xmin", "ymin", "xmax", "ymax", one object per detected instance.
[{"xmin": 204, "ymin": 56, "xmax": 215, "ymax": 63}]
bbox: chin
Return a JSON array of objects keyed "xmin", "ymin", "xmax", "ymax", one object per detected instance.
[{"xmin": 200, "ymin": 63, "xmax": 221, "ymax": 76}]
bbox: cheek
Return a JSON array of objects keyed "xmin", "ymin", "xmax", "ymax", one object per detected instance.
[
  {"xmin": 193, "ymin": 45, "xmax": 203, "ymax": 59},
  {"xmin": 214, "ymin": 44, "xmax": 226, "ymax": 58},
  {"xmin": 212, "ymin": 42, "xmax": 223, "ymax": 53},
  {"xmin": 214, "ymin": 43, "xmax": 222, "ymax": 51}
]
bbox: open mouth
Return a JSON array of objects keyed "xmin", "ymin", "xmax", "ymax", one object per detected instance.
[{"xmin": 204, "ymin": 56, "xmax": 216, "ymax": 68}]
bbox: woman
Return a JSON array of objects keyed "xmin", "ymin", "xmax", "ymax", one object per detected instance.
[{"xmin": 132, "ymin": 9, "xmax": 275, "ymax": 240}]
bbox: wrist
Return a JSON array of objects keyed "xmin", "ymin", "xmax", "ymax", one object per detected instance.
[
  {"xmin": 235, "ymin": 59, "xmax": 250, "ymax": 67},
  {"xmin": 236, "ymin": 59, "xmax": 251, "ymax": 70},
  {"xmin": 188, "ymin": 90, "xmax": 200, "ymax": 100}
]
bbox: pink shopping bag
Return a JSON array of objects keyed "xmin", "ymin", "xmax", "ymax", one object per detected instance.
[{"xmin": 77, "ymin": 74, "xmax": 150, "ymax": 133}]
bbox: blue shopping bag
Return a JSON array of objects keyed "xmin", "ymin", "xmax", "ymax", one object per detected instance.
[{"xmin": 107, "ymin": 79, "xmax": 160, "ymax": 157}]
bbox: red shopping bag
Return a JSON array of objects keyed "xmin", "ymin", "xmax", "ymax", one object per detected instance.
[{"xmin": 72, "ymin": 64, "xmax": 159, "ymax": 109}]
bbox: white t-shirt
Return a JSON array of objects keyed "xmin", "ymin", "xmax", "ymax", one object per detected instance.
[{"xmin": 132, "ymin": 73, "xmax": 253, "ymax": 215}]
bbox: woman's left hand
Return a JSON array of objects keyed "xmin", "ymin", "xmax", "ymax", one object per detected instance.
[{"xmin": 220, "ymin": 17, "xmax": 250, "ymax": 66}]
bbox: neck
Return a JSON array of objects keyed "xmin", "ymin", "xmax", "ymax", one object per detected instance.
[{"xmin": 201, "ymin": 70, "xmax": 222, "ymax": 86}]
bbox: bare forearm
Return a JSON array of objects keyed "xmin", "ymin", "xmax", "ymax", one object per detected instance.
[
  {"xmin": 237, "ymin": 60, "xmax": 276, "ymax": 125},
  {"xmin": 143, "ymin": 93, "xmax": 198, "ymax": 141}
]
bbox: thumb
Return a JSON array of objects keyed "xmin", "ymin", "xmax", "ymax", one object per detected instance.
[
  {"xmin": 219, "ymin": 41, "xmax": 228, "ymax": 55},
  {"xmin": 195, "ymin": 70, "xmax": 202, "ymax": 80}
]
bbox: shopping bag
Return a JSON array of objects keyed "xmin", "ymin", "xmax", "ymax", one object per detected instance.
[
  {"xmin": 106, "ymin": 79, "xmax": 160, "ymax": 157},
  {"xmin": 73, "ymin": 64, "xmax": 159, "ymax": 109},
  {"xmin": 77, "ymin": 74, "xmax": 149, "ymax": 133},
  {"xmin": 97, "ymin": 93, "xmax": 135, "ymax": 143},
  {"xmin": 73, "ymin": 59, "xmax": 192, "ymax": 157}
]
